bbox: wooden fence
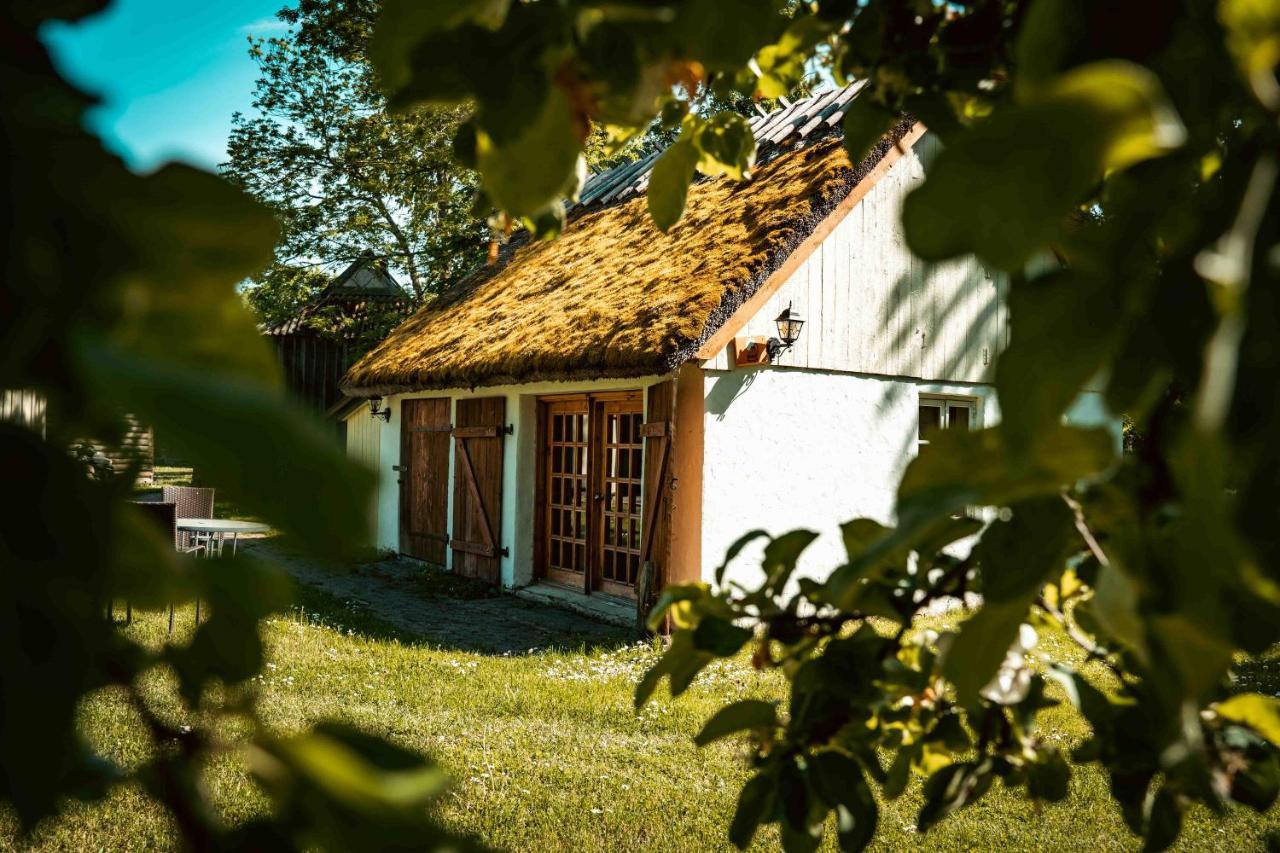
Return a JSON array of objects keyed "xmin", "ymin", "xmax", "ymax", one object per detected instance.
[{"xmin": 271, "ymin": 334, "xmax": 352, "ymax": 415}]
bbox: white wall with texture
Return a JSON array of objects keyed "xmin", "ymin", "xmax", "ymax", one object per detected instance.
[{"xmin": 699, "ymin": 365, "xmax": 1117, "ymax": 590}]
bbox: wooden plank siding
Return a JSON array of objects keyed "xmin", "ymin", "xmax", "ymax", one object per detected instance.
[
  {"xmin": 107, "ymin": 416, "xmax": 155, "ymax": 483},
  {"xmin": 705, "ymin": 132, "xmax": 1008, "ymax": 384},
  {"xmin": 344, "ymin": 406, "xmax": 381, "ymax": 544},
  {"xmin": 450, "ymin": 397, "xmax": 506, "ymax": 585},
  {"xmin": 1, "ymin": 390, "xmax": 46, "ymax": 433},
  {"xmin": 2, "ymin": 391, "xmax": 153, "ymax": 483},
  {"xmin": 271, "ymin": 334, "xmax": 352, "ymax": 414},
  {"xmin": 400, "ymin": 398, "xmax": 451, "ymax": 565}
]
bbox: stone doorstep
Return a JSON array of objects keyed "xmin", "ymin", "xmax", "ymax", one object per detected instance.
[{"xmin": 513, "ymin": 582, "xmax": 638, "ymax": 629}]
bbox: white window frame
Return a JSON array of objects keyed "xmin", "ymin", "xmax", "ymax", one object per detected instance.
[{"xmin": 917, "ymin": 394, "xmax": 979, "ymax": 455}]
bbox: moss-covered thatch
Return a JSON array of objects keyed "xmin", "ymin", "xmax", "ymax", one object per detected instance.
[{"xmin": 341, "ymin": 126, "xmax": 910, "ymax": 395}]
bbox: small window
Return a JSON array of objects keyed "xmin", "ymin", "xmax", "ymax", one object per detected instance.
[{"xmin": 918, "ymin": 396, "xmax": 976, "ymax": 454}]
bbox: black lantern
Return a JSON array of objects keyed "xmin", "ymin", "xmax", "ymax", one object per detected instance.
[
  {"xmin": 369, "ymin": 395, "xmax": 391, "ymax": 422},
  {"xmin": 767, "ymin": 302, "xmax": 805, "ymax": 361}
]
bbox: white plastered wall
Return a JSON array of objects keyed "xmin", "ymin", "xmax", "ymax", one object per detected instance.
[
  {"xmin": 367, "ymin": 375, "xmax": 665, "ymax": 588},
  {"xmin": 698, "ymin": 364, "xmax": 1119, "ymax": 590},
  {"xmin": 700, "ymin": 366, "xmax": 994, "ymax": 588}
]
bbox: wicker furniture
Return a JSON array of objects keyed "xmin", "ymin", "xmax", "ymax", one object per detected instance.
[
  {"xmin": 175, "ymin": 518, "xmax": 270, "ymax": 557},
  {"xmin": 129, "ymin": 499, "xmax": 205, "ymax": 633},
  {"xmin": 163, "ymin": 485, "xmax": 216, "ymax": 553}
]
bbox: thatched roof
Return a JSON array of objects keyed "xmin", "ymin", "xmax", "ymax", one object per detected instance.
[{"xmin": 342, "ymin": 88, "xmax": 910, "ymax": 395}]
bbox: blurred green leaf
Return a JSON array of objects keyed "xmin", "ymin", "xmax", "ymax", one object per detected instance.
[
  {"xmin": 716, "ymin": 529, "xmax": 770, "ymax": 586},
  {"xmin": 729, "ymin": 771, "xmax": 777, "ymax": 850},
  {"xmin": 74, "ymin": 337, "xmax": 374, "ymax": 561},
  {"xmin": 693, "ymin": 112, "xmax": 757, "ymax": 181},
  {"xmin": 372, "ymin": 0, "xmax": 512, "ymax": 95},
  {"xmin": 1148, "ymin": 613, "xmax": 1234, "ymax": 700},
  {"xmin": 695, "ymin": 700, "xmax": 778, "ymax": 746},
  {"xmin": 756, "ymin": 17, "xmax": 831, "ymax": 98},
  {"xmin": 942, "ymin": 597, "xmax": 1030, "ymax": 706},
  {"xmin": 1217, "ymin": 694, "xmax": 1280, "ymax": 746},
  {"xmin": 917, "ymin": 760, "xmax": 994, "ymax": 832},
  {"xmin": 780, "ymin": 819, "xmax": 823, "ymax": 853},
  {"xmin": 898, "ymin": 425, "xmax": 1116, "ymax": 518},
  {"xmin": 676, "ymin": 0, "xmax": 789, "ymax": 71},
  {"xmin": 1046, "ymin": 663, "xmax": 1119, "ymax": 738},
  {"xmin": 0, "ymin": 427, "xmax": 116, "ymax": 828},
  {"xmin": 169, "ymin": 557, "xmax": 294, "ymax": 703},
  {"xmin": 761, "ymin": 529, "xmax": 820, "ymax": 595},
  {"xmin": 648, "ymin": 137, "xmax": 700, "ymax": 231},
  {"xmin": 976, "ymin": 497, "xmax": 1076, "ymax": 602},
  {"xmin": 646, "ymin": 582, "xmax": 712, "ymax": 631},
  {"xmin": 842, "ymin": 94, "xmax": 895, "ymax": 167},
  {"xmin": 809, "ymin": 751, "xmax": 878, "ymax": 852},
  {"xmin": 1143, "ymin": 783, "xmax": 1182, "ymax": 852},
  {"xmin": 903, "ymin": 61, "xmax": 1185, "ymax": 268},
  {"xmin": 693, "ymin": 616, "xmax": 753, "ymax": 656},
  {"xmin": 249, "ymin": 721, "xmax": 466, "ymax": 850},
  {"xmin": 110, "ymin": 504, "xmax": 188, "ymax": 609},
  {"xmin": 883, "ymin": 744, "xmax": 917, "ymax": 800},
  {"xmin": 1219, "ymin": 0, "xmax": 1280, "ymax": 107},
  {"xmin": 635, "ymin": 630, "xmax": 718, "ymax": 707},
  {"xmin": 1012, "ymin": 0, "xmax": 1085, "ymax": 92},
  {"xmin": 476, "ymin": 87, "xmax": 584, "ymax": 219},
  {"xmin": 997, "ymin": 270, "xmax": 1124, "ymax": 459},
  {"xmin": 1027, "ymin": 749, "xmax": 1071, "ymax": 803}
]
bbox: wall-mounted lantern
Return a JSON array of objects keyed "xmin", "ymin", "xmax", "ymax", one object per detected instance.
[
  {"xmin": 766, "ymin": 302, "xmax": 805, "ymax": 361},
  {"xmin": 369, "ymin": 395, "xmax": 391, "ymax": 422}
]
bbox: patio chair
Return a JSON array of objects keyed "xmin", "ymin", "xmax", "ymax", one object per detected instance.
[
  {"xmin": 129, "ymin": 499, "xmax": 204, "ymax": 634},
  {"xmin": 163, "ymin": 485, "xmax": 218, "ymax": 554}
]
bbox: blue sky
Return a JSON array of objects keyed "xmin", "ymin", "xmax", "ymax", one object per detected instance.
[{"xmin": 42, "ymin": 0, "xmax": 289, "ymax": 172}]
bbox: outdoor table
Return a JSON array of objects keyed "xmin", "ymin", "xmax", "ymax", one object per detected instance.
[{"xmin": 176, "ymin": 518, "xmax": 270, "ymax": 557}]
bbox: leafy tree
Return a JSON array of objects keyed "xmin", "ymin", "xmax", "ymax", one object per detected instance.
[
  {"xmin": 2, "ymin": 2, "xmax": 469, "ymax": 848},
  {"xmin": 372, "ymin": 0, "xmax": 1280, "ymax": 849},
  {"xmin": 243, "ymin": 264, "xmax": 331, "ymax": 331},
  {"xmin": 223, "ymin": 0, "xmax": 486, "ymax": 302}
]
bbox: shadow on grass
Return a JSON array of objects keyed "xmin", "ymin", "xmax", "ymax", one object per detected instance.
[{"xmin": 287, "ymin": 571, "xmax": 638, "ymax": 658}]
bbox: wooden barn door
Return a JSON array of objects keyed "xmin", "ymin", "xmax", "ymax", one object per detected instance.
[
  {"xmin": 399, "ymin": 398, "xmax": 451, "ymax": 565},
  {"xmin": 451, "ymin": 397, "xmax": 506, "ymax": 584},
  {"xmin": 639, "ymin": 379, "xmax": 675, "ymax": 608}
]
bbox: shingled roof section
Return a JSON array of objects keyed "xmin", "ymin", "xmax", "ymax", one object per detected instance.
[
  {"xmin": 576, "ymin": 82, "xmax": 866, "ymax": 210},
  {"xmin": 342, "ymin": 84, "xmax": 909, "ymax": 395},
  {"xmin": 264, "ymin": 253, "xmax": 407, "ymax": 337}
]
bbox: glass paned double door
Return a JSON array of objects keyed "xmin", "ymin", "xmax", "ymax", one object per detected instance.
[{"xmin": 540, "ymin": 392, "xmax": 644, "ymax": 597}]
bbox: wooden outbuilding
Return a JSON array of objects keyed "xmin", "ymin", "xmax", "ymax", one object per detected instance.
[
  {"xmin": 1, "ymin": 390, "xmax": 154, "ymax": 483},
  {"xmin": 263, "ymin": 254, "xmax": 407, "ymax": 416},
  {"xmin": 336, "ymin": 86, "xmax": 1117, "ymax": 624}
]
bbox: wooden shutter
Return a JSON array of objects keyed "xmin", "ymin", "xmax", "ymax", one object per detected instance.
[
  {"xmin": 451, "ymin": 397, "xmax": 507, "ymax": 585},
  {"xmin": 639, "ymin": 380, "xmax": 675, "ymax": 601},
  {"xmin": 400, "ymin": 398, "xmax": 451, "ymax": 565}
]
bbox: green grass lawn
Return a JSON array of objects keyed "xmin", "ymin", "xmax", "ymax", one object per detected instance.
[{"xmin": 4, "ymin": 586, "xmax": 1278, "ymax": 851}]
